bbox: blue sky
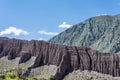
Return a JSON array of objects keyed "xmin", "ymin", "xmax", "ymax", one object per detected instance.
[{"xmin": 0, "ymin": 0, "xmax": 120, "ymax": 40}]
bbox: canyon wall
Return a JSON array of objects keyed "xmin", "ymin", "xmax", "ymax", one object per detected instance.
[{"xmin": 0, "ymin": 37, "xmax": 120, "ymax": 80}]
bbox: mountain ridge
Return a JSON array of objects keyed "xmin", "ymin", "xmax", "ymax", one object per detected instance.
[{"xmin": 49, "ymin": 14, "xmax": 120, "ymax": 53}]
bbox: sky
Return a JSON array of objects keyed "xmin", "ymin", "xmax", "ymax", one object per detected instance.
[{"xmin": 0, "ymin": 0, "xmax": 120, "ymax": 41}]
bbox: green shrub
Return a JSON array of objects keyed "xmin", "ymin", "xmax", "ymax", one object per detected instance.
[
  {"xmin": 32, "ymin": 78, "xmax": 38, "ymax": 80},
  {"xmin": 0, "ymin": 75, "xmax": 5, "ymax": 79},
  {"xmin": 1, "ymin": 70, "xmax": 40, "ymax": 80},
  {"xmin": 5, "ymin": 71, "xmax": 19, "ymax": 80},
  {"xmin": 49, "ymin": 75, "xmax": 55, "ymax": 80},
  {"xmin": 39, "ymin": 78, "xmax": 47, "ymax": 80},
  {"xmin": 20, "ymin": 78, "xmax": 34, "ymax": 80}
]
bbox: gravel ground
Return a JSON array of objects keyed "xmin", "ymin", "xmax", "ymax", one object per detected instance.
[
  {"xmin": 29, "ymin": 65, "xmax": 57, "ymax": 79},
  {"xmin": 64, "ymin": 70, "xmax": 120, "ymax": 80}
]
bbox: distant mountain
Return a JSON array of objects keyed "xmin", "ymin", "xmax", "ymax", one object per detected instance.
[{"xmin": 49, "ymin": 14, "xmax": 120, "ymax": 53}]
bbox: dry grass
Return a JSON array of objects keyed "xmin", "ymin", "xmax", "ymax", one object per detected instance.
[
  {"xmin": 29, "ymin": 65, "xmax": 57, "ymax": 79},
  {"xmin": 64, "ymin": 70, "xmax": 120, "ymax": 80}
]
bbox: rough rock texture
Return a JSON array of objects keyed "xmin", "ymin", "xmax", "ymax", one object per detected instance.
[
  {"xmin": 64, "ymin": 70, "xmax": 120, "ymax": 80},
  {"xmin": 49, "ymin": 14, "xmax": 120, "ymax": 53},
  {"xmin": 19, "ymin": 52, "xmax": 31, "ymax": 64},
  {"xmin": 1, "ymin": 37, "xmax": 120, "ymax": 80}
]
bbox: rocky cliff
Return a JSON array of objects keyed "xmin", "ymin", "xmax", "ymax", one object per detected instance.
[
  {"xmin": 0, "ymin": 37, "xmax": 120, "ymax": 80},
  {"xmin": 49, "ymin": 14, "xmax": 120, "ymax": 53}
]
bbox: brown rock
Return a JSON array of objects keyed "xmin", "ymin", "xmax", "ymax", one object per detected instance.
[
  {"xmin": 0, "ymin": 37, "xmax": 120, "ymax": 80},
  {"xmin": 19, "ymin": 52, "xmax": 31, "ymax": 64}
]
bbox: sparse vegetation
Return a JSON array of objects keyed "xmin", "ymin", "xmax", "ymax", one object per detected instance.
[
  {"xmin": 0, "ymin": 71, "xmax": 36, "ymax": 80},
  {"xmin": 0, "ymin": 75, "xmax": 5, "ymax": 80},
  {"xmin": 49, "ymin": 75, "xmax": 55, "ymax": 80},
  {"xmin": 0, "ymin": 70, "xmax": 56, "ymax": 80},
  {"xmin": 0, "ymin": 57, "xmax": 57, "ymax": 80},
  {"xmin": 64, "ymin": 70, "xmax": 120, "ymax": 80},
  {"xmin": 2, "ymin": 57, "xmax": 120, "ymax": 80},
  {"xmin": 5, "ymin": 71, "xmax": 19, "ymax": 80}
]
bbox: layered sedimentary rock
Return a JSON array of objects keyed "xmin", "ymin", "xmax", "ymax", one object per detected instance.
[{"xmin": 0, "ymin": 37, "xmax": 120, "ymax": 80}]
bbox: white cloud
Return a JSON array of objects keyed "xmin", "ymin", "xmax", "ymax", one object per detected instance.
[
  {"xmin": 0, "ymin": 27, "xmax": 29, "ymax": 36},
  {"xmin": 58, "ymin": 22, "xmax": 72, "ymax": 28},
  {"xmin": 38, "ymin": 30, "xmax": 58, "ymax": 36},
  {"xmin": 37, "ymin": 38, "xmax": 45, "ymax": 40}
]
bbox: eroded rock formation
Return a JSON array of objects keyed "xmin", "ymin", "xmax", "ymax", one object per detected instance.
[{"xmin": 0, "ymin": 37, "xmax": 120, "ymax": 80}]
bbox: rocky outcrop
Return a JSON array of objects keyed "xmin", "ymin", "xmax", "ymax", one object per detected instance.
[
  {"xmin": 19, "ymin": 52, "xmax": 31, "ymax": 64},
  {"xmin": 1, "ymin": 37, "xmax": 120, "ymax": 80},
  {"xmin": 49, "ymin": 14, "xmax": 120, "ymax": 53}
]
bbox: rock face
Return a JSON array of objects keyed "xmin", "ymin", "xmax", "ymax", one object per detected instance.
[
  {"xmin": 19, "ymin": 52, "xmax": 31, "ymax": 64},
  {"xmin": 49, "ymin": 14, "xmax": 120, "ymax": 53},
  {"xmin": 1, "ymin": 37, "xmax": 120, "ymax": 80}
]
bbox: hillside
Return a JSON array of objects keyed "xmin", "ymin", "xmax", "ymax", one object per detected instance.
[
  {"xmin": 1, "ymin": 57, "xmax": 120, "ymax": 80},
  {"xmin": 49, "ymin": 14, "xmax": 120, "ymax": 53}
]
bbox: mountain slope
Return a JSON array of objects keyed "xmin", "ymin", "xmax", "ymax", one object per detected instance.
[{"xmin": 49, "ymin": 14, "xmax": 120, "ymax": 53}]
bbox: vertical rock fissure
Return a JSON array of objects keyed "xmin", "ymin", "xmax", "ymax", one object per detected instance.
[
  {"xmin": 55, "ymin": 47, "xmax": 71, "ymax": 80},
  {"xmin": 75, "ymin": 47, "xmax": 80, "ymax": 70},
  {"xmin": 0, "ymin": 43, "xmax": 3, "ymax": 54},
  {"xmin": 85, "ymin": 47, "xmax": 92, "ymax": 71}
]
